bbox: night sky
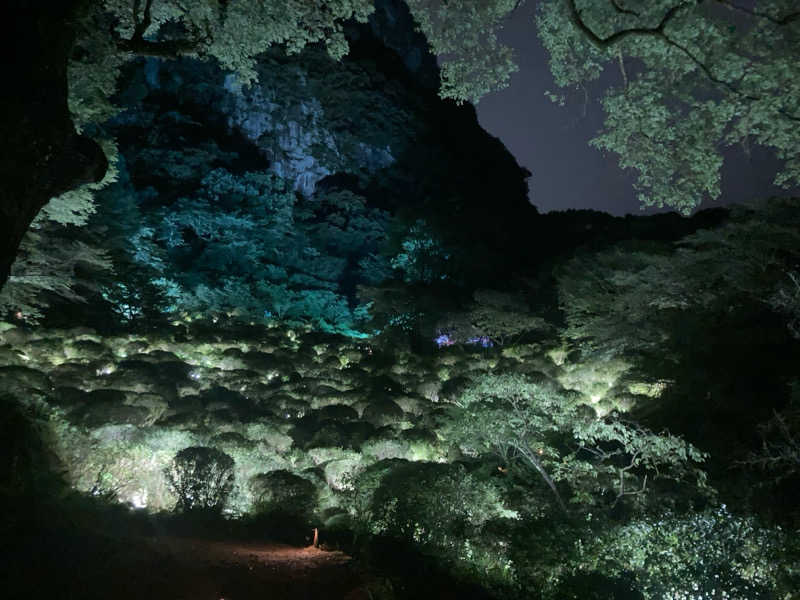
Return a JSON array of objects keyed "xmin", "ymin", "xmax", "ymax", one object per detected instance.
[{"xmin": 475, "ymin": 3, "xmax": 795, "ymax": 216}]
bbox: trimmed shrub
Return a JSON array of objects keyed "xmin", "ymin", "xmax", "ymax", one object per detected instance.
[
  {"xmin": 164, "ymin": 446, "xmax": 234, "ymax": 513},
  {"xmin": 249, "ymin": 469, "xmax": 317, "ymax": 518}
]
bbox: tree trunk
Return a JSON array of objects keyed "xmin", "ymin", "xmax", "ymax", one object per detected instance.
[
  {"xmin": 516, "ymin": 443, "xmax": 568, "ymax": 513},
  {"xmin": 0, "ymin": 1, "xmax": 107, "ymax": 291}
]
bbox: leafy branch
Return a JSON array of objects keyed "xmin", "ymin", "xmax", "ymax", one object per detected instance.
[
  {"xmin": 114, "ymin": 0, "xmax": 205, "ymax": 57},
  {"xmin": 565, "ymin": 0, "xmax": 800, "ymax": 121}
]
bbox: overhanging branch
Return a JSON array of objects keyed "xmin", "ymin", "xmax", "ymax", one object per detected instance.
[
  {"xmin": 564, "ymin": 0, "xmax": 800, "ymax": 122},
  {"xmin": 717, "ymin": 1, "xmax": 800, "ymax": 26},
  {"xmin": 115, "ymin": 0, "xmax": 203, "ymax": 58},
  {"xmin": 116, "ymin": 37, "xmax": 199, "ymax": 57},
  {"xmin": 565, "ymin": 0, "xmax": 693, "ymax": 48}
]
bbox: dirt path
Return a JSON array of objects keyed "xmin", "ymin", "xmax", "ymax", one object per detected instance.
[
  {"xmin": 73, "ymin": 535, "xmax": 370, "ymax": 600},
  {"xmin": 155, "ymin": 536, "xmax": 352, "ymax": 576}
]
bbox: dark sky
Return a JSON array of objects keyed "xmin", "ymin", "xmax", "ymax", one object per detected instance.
[{"xmin": 474, "ymin": 3, "xmax": 794, "ymax": 216}]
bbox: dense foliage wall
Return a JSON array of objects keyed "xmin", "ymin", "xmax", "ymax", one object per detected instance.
[{"xmin": 2, "ymin": 228, "xmax": 799, "ymax": 596}]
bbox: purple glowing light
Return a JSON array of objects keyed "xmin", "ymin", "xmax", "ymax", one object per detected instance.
[{"xmin": 434, "ymin": 333, "xmax": 455, "ymax": 347}]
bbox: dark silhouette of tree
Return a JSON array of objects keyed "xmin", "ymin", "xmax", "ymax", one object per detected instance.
[{"xmin": 164, "ymin": 446, "xmax": 235, "ymax": 514}]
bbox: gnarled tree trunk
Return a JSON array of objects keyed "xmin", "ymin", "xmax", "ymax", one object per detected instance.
[{"xmin": 0, "ymin": 1, "xmax": 107, "ymax": 291}]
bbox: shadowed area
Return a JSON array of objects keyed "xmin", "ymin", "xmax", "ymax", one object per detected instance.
[
  {"xmin": 5, "ymin": 521, "xmax": 365, "ymax": 600},
  {"xmin": 107, "ymin": 536, "xmax": 358, "ymax": 599}
]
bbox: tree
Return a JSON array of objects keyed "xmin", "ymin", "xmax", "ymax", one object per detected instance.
[
  {"xmin": 405, "ymin": 0, "xmax": 520, "ymax": 104},
  {"xmin": 4, "ymin": 0, "xmax": 799, "ymax": 290},
  {"xmin": 388, "ymin": 219, "xmax": 454, "ymax": 285},
  {"xmin": 557, "ymin": 199, "xmax": 800, "ymax": 361},
  {"xmin": 771, "ymin": 270, "xmax": 800, "ymax": 340},
  {"xmin": 740, "ymin": 382, "xmax": 800, "ymax": 485},
  {"xmin": 555, "ymin": 199, "xmax": 800, "ymax": 507},
  {"xmin": 465, "ymin": 288, "xmax": 551, "ymax": 346},
  {"xmin": 0, "ymin": 135, "xmax": 123, "ymax": 324},
  {"xmin": 164, "ymin": 446, "xmax": 235, "ymax": 514},
  {"xmin": 364, "ymin": 460, "xmax": 512, "ymax": 550},
  {"xmin": 89, "ymin": 0, "xmax": 797, "ymax": 218},
  {"xmin": 250, "ymin": 470, "xmax": 318, "ymax": 518},
  {"xmin": 573, "ymin": 506, "xmax": 792, "ymax": 599},
  {"xmin": 0, "ymin": 3, "xmax": 109, "ymax": 291},
  {"xmin": 536, "ymin": 0, "xmax": 800, "ymax": 213},
  {"xmin": 0, "ymin": 395, "xmax": 66, "ymax": 503},
  {"xmin": 439, "ymin": 373, "xmax": 707, "ymax": 514},
  {"xmin": 430, "ymin": 287, "xmax": 552, "ymax": 348},
  {"xmin": 556, "ymin": 244, "xmax": 678, "ymax": 362},
  {"xmin": 95, "ymin": 166, "xmax": 382, "ymax": 334}
]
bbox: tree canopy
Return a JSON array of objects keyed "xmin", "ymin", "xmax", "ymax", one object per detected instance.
[
  {"xmin": 439, "ymin": 373, "xmax": 708, "ymax": 514},
  {"xmin": 407, "ymin": 0, "xmax": 799, "ymax": 212},
  {"xmin": 557, "ymin": 198, "xmax": 800, "ymax": 362},
  {"xmin": 6, "ymin": 0, "xmax": 798, "ymax": 300},
  {"xmin": 67, "ymin": 0, "xmax": 800, "ymax": 219},
  {"xmin": 535, "ymin": 0, "xmax": 800, "ymax": 213}
]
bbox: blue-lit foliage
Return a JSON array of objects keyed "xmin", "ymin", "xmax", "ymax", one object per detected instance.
[
  {"xmin": 390, "ymin": 219, "xmax": 452, "ymax": 284},
  {"xmin": 98, "ymin": 165, "xmax": 393, "ymax": 336},
  {"xmin": 435, "ymin": 333, "xmax": 494, "ymax": 349}
]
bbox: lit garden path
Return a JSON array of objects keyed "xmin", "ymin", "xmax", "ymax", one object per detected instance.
[
  {"xmin": 102, "ymin": 535, "xmax": 369, "ymax": 600},
  {"xmin": 158, "ymin": 537, "xmax": 351, "ymax": 574}
]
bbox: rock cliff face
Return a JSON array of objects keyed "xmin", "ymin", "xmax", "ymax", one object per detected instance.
[
  {"xmin": 90, "ymin": 0, "xmax": 539, "ymax": 335},
  {"xmin": 360, "ymin": 0, "xmax": 440, "ymax": 89},
  {"xmin": 110, "ymin": 0, "xmax": 533, "ymax": 251}
]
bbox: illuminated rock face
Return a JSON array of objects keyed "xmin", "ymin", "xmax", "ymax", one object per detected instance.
[
  {"xmin": 93, "ymin": 4, "xmax": 537, "ymax": 335},
  {"xmin": 121, "ymin": 0, "xmax": 438, "ymax": 200},
  {"xmin": 108, "ymin": 5, "xmax": 533, "ymax": 263}
]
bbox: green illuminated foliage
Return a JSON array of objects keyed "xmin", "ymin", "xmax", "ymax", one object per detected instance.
[
  {"xmin": 466, "ymin": 288, "xmax": 551, "ymax": 345},
  {"xmin": 0, "ymin": 226, "xmax": 112, "ymax": 323},
  {"xmin": 354, "ymin": 459, "xmax": 513, "ymax": 550},
  {"xmin": 573, "ymin": 506, "xmax": 792, "ymax": 600},
  {"xmin": 405, "ymin": 0, "xmax": 519, "ymax": 104},
  {"xmin": 1, "ymin": 294, "xmax": 798, "ymax": 596},
  {"xmin": 250, "ymin": 469, "xmax": 317, "ymax": 517},
  {"xmin": 0, "ymin": 137, "xmax": 120, "ymax": 323},
  {"xmin": 432, "ymin": 287, "xmax": 549, "ymax": 347},
  {"xmin": 441, "ymin": 373, "xmax": 707, "ymax": 513},
  {"xmin": 86, "ymin": 0, "xmax": 375, "ymax": 85},
  {"xmin": 741, "ymin": 383, "xmax": 800, "ymax": 486},
  {"xmin": 556, "ymin": 245, "xmax": 675, "ymax": 361},
  {"xmin": 771, "ymin": 270, "xmax": 800, "ymax": 340},
  {"xmin": 557, "ymin": 199, "xmax": 800, "ymax": 361},
  {"xmin": 536, "ymin": 0, "xmax": 606, "ymax": 90}
]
